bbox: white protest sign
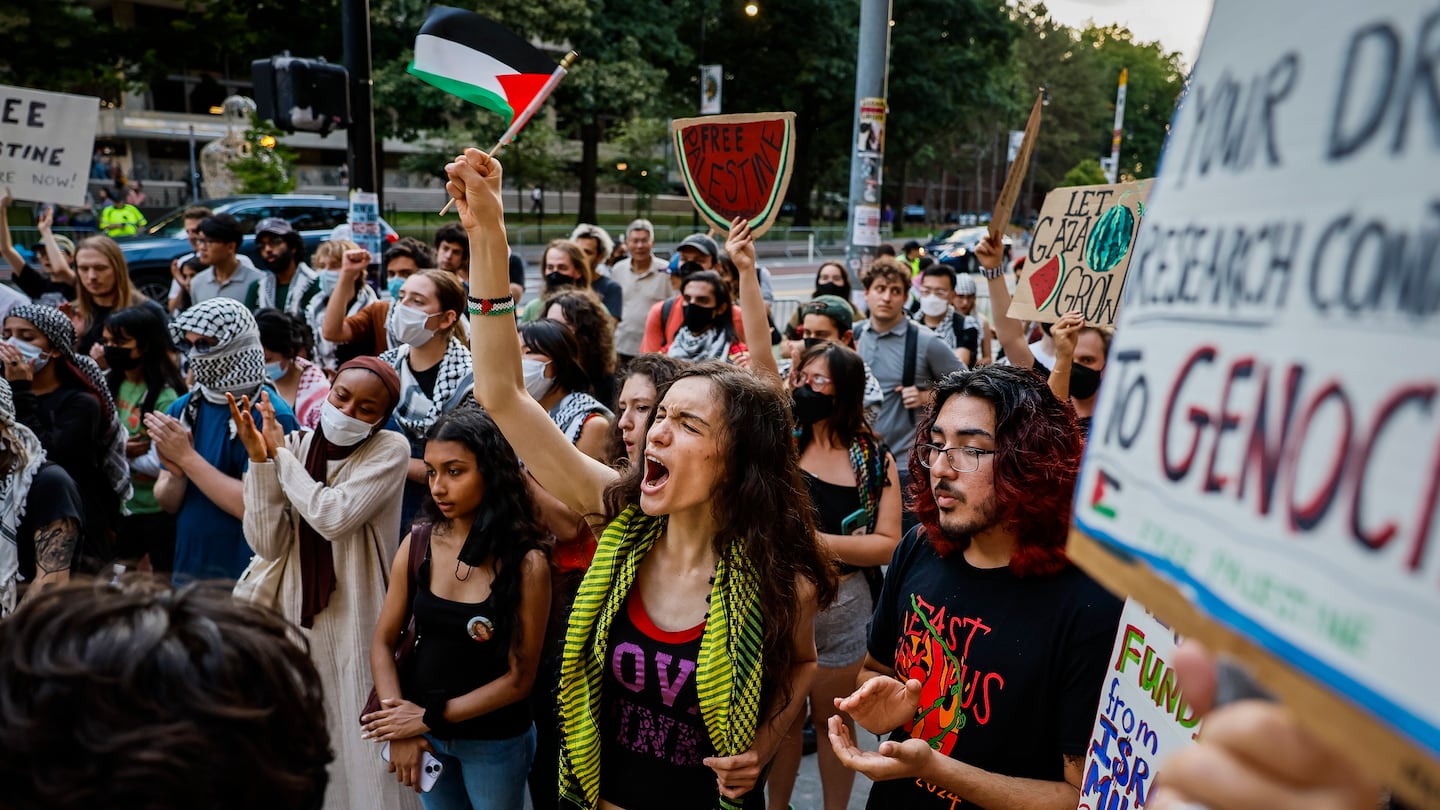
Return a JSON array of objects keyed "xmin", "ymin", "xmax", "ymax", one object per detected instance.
[
  {"xmin": 1077, "ymin": 599, "xmax": 1198, "ymax": 810},
  {"xmin": 348, "ymin": 191, "xmax": 382, "ymax": 258},
  {"xmin": 0, "ymin": 85, "xmax": 98, "ymax": 207},
  {"xmin": 1074, "ymin": 0, "xmax": 1440, "ymax": 779}
]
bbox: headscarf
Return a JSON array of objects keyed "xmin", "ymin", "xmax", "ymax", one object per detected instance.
[
  {"xmin": 0, "ymin": 378, "xmax": 47, "ymax": 615},
  {"xmin": 7, "ymin": 305, "xmax": 131, "ymax": 505},
  {"xmin": 168, "ymin": 298, "xmax": 265, "ymax": 428},
  {"xmin": 295, "ymin": 357, "xmax": 402, "ymax": 628}
]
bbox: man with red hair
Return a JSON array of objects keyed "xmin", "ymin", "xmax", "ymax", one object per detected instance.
[{"xmin": 830, "ymin": 364, "xmax": 1123, "ymax": 809}]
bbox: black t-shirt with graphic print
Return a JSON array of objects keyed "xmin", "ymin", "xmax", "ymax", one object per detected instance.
[{"xmin": 865, "ymin": 525, "xmax": 1123, "ymax": 809}]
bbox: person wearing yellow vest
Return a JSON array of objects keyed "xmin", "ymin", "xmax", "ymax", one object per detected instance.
[{"xmin": 100, "ymin": 201, "xmax": 147, "ymax": 238}]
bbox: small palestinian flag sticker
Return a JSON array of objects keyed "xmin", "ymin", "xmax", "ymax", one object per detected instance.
[{"xmin": 1090, "ymin": 470, "xmax": 1120, "ymax": 519}]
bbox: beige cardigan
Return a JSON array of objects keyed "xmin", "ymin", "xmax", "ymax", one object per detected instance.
[{"xmin": 243, "ymin": 428, "xmax": 420, "ymax": 810}]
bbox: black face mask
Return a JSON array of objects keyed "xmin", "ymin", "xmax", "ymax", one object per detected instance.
[
  {"xmin": 814, "ymin": 282, "xmax": 846, "ymax": 300},
  {"xmin": 802, "ymin": 337, "xmax": 826, "ymax": 351},
  {"xmin": 103, "ymin": 345, "xmax": 137, "ymax": 372},
  {"xmin": 545, "ymin": 271, "xmax": 577, "ymax": 290},
  {"xmin": 1069, "ymin": 363, "xmax": 1103, "ymax": 400},
  {"xmin": 683, "ymin": 303, "xmax": 715, "ymax": 332},
  {"xmin": 791, "ymin": 384, "xmax": 836, "ymax": 426}
]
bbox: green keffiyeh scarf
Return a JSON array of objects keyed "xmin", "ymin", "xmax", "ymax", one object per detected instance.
[{"xmin": 557, "ymin": 504, "xmax": 764, "ymax": 810}]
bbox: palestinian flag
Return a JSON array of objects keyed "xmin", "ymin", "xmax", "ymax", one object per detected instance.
[{"xmin": 408, "ymin": 7, "xmax": 558, "ymax": 124}]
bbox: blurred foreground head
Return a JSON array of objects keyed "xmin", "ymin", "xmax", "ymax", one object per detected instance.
[{"xmin": 0, "ymin": 578, "xmax": 331, "ymax": 810}]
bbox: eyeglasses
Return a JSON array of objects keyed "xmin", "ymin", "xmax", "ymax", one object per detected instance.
[
  {"xmin": 191, "ymin": 238, "xmax": 213, "ymax": 247},
  {"xmin": 917, "ymin": 444, "xmax": 995, "ymax": 472},
  {"xmin": 794, "ymin": 372, "xmax": 832, "ymax": 388},
  {"xmin": 179, "ymin": 336, "xmax": 218, "ymax": 354}
]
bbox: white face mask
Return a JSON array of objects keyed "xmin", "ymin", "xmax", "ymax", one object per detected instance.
[
  {"xmin": 7, "ymin": 337, "xmax": 48, "ymax": 372},
  {"xmin": 318, "ymin": 269, "xmax": 342, "ymax": 296},
  {"xmin": 522, "ymin": 357, "xmax": 554, "ymax": 401},
  {"xmin": 391, "ymin": 302, "xmax": 437, "ymax": 348},
  {"xmin": 919, "ymin": 293, "xmax": 950, "ymax": 318},
  {"xmin": 318, "ymin": 399, "xmax": 377, "ymax": 447}
]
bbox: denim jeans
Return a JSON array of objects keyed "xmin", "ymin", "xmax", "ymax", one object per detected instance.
[{"xmin": 421, "ymin": 725, "xmax": 536, "ymax": 810}]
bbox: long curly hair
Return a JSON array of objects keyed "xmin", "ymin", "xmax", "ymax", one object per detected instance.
[
  {"xmin": 602, "ymin": 361, "xmax": 838, "ymax": 718},
  {"xmin": 420, "ymin": 406, "xmax": 548, "ymax": 651},
  {"xmin": 906, "ymin": 364, "xmax": 1081, "ymax": 577}
]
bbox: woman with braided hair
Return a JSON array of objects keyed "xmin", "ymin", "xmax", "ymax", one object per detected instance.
[
  {"xmin": 145, "ymin": 297, "xmax": 300, "ymax": 582},
  {"xmin": 1, "ymin": 304, "xmax": 130, "ymax": 573},
  {"xmin": 450, "ymin": 149, "xmax": 837, "ymax": 810}
]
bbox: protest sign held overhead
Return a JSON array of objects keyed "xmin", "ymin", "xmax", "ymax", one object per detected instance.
[
  {"xmin": 1009, "ymin": 179, "xmax": 1151, "ymax": 327},
  {"xmin": 1068, "ymin": 0, "xmax": 1440, "ymax": 804},
  {"xmin": 0, "ymin": 85, "xmax": 98, "ymax": 208},
  {"xmin": 672, "ymin": 112, "xmax": 795, "ymax": 238},
  {"xmin": 1077, "ymin": 600, "xmax": 1199, "ymax": 810}
]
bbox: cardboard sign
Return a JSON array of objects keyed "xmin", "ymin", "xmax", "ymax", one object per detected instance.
[
  {"xmin": 1078, "ymin": 599, "xmax": 1199, "ymax": 810},
  {"xmin": 671, "ymin": 112, "xmax": 795, "ymax": 238},
  {"xmin": 1008, "ymin": 180, "xmax": 1150, "ymax": 327},
  {"xmin": 1071, "ymin": 0, "xmax": 1440, "ymax": 804},
  {"xmin": 0, "ymin": 85, "xmax": 99, "ymax": 207}
]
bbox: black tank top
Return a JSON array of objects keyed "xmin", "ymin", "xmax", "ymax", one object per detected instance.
[
  {"xmin": 403, "ymin": 557, "xmax": 531, "ymax": 739},
  {"xmin": 803, "ymin": 469, "xmax": 865, "ymax": 574}
]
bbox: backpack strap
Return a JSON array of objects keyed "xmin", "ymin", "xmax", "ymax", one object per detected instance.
[{"xmin": 901, "ymin": 322, "xmax": 919, "ymax": 389}]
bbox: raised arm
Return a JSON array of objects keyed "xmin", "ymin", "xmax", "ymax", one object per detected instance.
[
  {"xmin": 977, "ymin": 235, "xmax": 1033, "ymax": 369},
  {"xmin": 1047, "ymin": 310, "xmax": 1083, "ymax": 401},
  {"xmin": 321, "ymin": 248, "xmax": 369, "ymax": 344},
  {"xmin": 36, "ymin": 208, "xmax": 75, "ymax": 287},
  {"xmin": 0, "ymin": 189, "xmax": 27, "ymax": 275},
  {"xmin": 449, "ymin": 149, "xmax": 616, "ymax": 520},
  {"xmin": 728, "ymin": 218, "xmax": 780, "ymax": 386}
]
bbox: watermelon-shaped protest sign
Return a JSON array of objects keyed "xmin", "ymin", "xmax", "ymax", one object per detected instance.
[
  {"xmin": 671, "ymin": 112, "xmax": 796, "ymax": 238},
  {"xmin": 1008, "ymin": 179, "xmax": 1150, "ymax": 327}
]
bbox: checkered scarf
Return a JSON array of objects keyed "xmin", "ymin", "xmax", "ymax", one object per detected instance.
[
  {"xmin": 8, "ymin": 305, "xmax": 131, "ymax": 505},
  {"xmin": 170, "ymin": 298, "xmax": 266, "ymax": 417},
  {"xmin": 0, "ymin": 379, "xmax": 45, "ymax": 615},
  {"xmin": 378, "ymin": 337, "xmax": 472, "ymax": 438}
]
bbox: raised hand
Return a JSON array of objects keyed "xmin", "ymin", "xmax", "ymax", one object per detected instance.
[
  {"xmin": 256, "ymin": 390, "xmax": 285, "ymax": 456},
  {"xmin": 834, "ymin": 675, "xmax": 922, "ymax": 735},
  {"xmin": 974, "ymin": 234, "xmax": 1004, "ymax": 272},
  {"xmin": 37, "ymin": 206, "xmax": 53, "ymax": 233},
  {"xmin": 226, "ymin": 393, "xmax": 267, "ymax": 462},
  {"xmin": 725, "ymin": 216, "xmax": 757, "ymax": 273},
  {"xmin": 1050, "ymin": 310, "xmax": 1084, "ymax": 361},
  {"xmin": 444, "ymin": 148, "xmax": 505, "ymax": 232}
]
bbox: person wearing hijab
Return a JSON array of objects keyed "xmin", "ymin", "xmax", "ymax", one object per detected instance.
[
  {"xmin": 235, "ymin": 356, "xmax": 414, "ymax": 810},
  {"xmin": 146, "ymin": 298, "xmax": 299, "ymax": 582},
  {"xmin": 1, "ymin": 304, "xmax": 130, "ymax": 573},
  {"xmin": 0, "ymin": 378, "xmax": 84, "ymax": 615}
]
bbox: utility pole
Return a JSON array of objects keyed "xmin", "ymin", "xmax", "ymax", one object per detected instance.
[
  {"xmin": 844, "ymin": 0, "xmax": 893, "ymax": 289},
  {"xmin": 342, "ymin": 0, "xmax": 380, "ymax": 210},
  {"xmin": 1106, "ymin": 68, "xmax": 1128, "ymax": 183}
]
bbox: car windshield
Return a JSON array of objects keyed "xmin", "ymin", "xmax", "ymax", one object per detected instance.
[{"xmin": 142, "ymin": 201, "xmax": 229, "ymax": 239}]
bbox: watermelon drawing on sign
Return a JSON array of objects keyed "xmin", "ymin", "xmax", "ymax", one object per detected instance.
[
  {"xmin": 1084, "ymin": 203, "xmax": 1137, "ymax": 273},
  {"xmin": 1028, "ymin": 254, "xmax": 1064, "ymax": 312}
]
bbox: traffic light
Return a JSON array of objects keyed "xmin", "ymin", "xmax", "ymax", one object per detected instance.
[{"xmin": 252, "ymin": 56, "xmax": 350, "ymax": 136}]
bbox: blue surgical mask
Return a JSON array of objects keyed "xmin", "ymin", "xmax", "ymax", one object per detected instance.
[
  {"xmin": 318, "ymin": 269, "xmax": 342, "ymax": 296},
  {"xmin": 387, "ymin": 276, "xmax": 405, "ymax": 301},
  {"xmin": 264, "ymin": 360, "xmax": 287, "ymax": 380},
  {"xmin": 7, "ymin": 337, "xmax": 48, "ymax": 372}
]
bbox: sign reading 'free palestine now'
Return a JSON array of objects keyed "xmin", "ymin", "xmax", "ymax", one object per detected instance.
[
  {"xmin": 0, "ymin": 85, "xmax": 98, "ymax": 208},
  {"xmin": 1071, "ymin": 0, "xmax": 1440, "ymax": 804}
]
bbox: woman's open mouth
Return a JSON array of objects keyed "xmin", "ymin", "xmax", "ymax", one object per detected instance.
[{"xmin": 640, "ymin": 454, "xmax": 670, "ymax": 495}]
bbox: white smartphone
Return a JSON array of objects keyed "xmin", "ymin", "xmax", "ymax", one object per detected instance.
[{"xmin": 380, "ymin": 740, "xmax": 444, "ymax": 793}]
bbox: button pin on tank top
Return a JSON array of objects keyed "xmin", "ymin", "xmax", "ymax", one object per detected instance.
[{"xmin": 467, "ymin": 615, "xmax": 495, "ymax": 642}]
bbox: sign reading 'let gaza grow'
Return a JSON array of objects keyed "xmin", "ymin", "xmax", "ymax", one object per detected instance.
[{"xmin": 1074, "ymin": 0, "xmax": 1440, "ymax": 774}]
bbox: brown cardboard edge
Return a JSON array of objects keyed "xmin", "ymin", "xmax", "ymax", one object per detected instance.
[{"xmin": 1067, "ymin": 527, "xmax": 1440, "ymax": 810}]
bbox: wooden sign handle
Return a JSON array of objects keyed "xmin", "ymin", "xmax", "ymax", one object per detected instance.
[{"xmin": 990, "ymin": 92, "xmax": 1044, "ymax": 245}]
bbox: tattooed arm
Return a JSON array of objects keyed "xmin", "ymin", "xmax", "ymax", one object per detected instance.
[{"xmin": 25, "ymin": 517, "xmax": 80, "ymax": 599}]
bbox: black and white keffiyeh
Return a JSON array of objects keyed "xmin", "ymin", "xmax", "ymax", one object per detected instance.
[
  {"xmin": 548, "ymin": 391, "xmax": 613, "ymax": 445},
  {"xmin": 308, "ymin": 283, "xmax": 378, "ymax": 370},
  {"xmin": 0, "ymin": 378, "xmax": 45, "ymax": 615},
  {"xmin": 8, "ymin": 304, "xmax": 131, "ymax": 505},
  {"xmin": 258, "ymin": 262, "xmax": 320, "ymax": 316},
  {"xmin": 170, "ymin": 298, "xmax": 266, "ymax": 416},
  {"xmin": 667, "ymin": 324, "xmax": 732, "ymax": 362},
  {"xmin": 380, "ymin": 337, "xmax": 472, "ymax": 437}
]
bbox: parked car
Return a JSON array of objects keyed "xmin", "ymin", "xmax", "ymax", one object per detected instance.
[
  {"xmin": 117, "ymin": 195, "xmax": 396, "ymax": 301},
  {"xmin": 902, "ymin": 204, "xmax": 927, "ymax": 224},
  {"xmin": 924, "ymin": 226, "xmax": 1013, "ymax": 274}
]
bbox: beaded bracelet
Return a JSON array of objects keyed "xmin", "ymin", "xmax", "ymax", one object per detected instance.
[
  {"xmin": 467, "ymin": 295, "xmax": 515, "ymax": 316},
  {"xmin": 981, "ymin": 264, "xmax": 1007, "ymax": 280}
]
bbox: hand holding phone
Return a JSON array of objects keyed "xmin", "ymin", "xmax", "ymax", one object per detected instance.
[
  {"xmin": 381, "ymin": 740, "xmax": 443, "ymax": 793},
  {"xmin": 840, "ymin": 507, "xmax": 868, "ymax": 537}
]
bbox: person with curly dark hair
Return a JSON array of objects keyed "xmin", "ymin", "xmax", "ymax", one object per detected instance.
[
  {"xmin": 0, "ymin": 578, "xmax": 331, "ymax": 810},
  {"xmin": 543, "ymin": 288, "xmax": 618, "ymax": 410},
  {"xmin": 828, "ymin": 364, "xmax": 1123, "ymax": 810},
  {"xmin": 609, "ymin": 352, "xmax": 685, "ymax": 467},
  {"xmin": 364, "ymin": 406, "xmax": 550, "ymax": 808},
  {"xmin": 448, "ymin": 149, "xmax": 837, "ymax": 810}
]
